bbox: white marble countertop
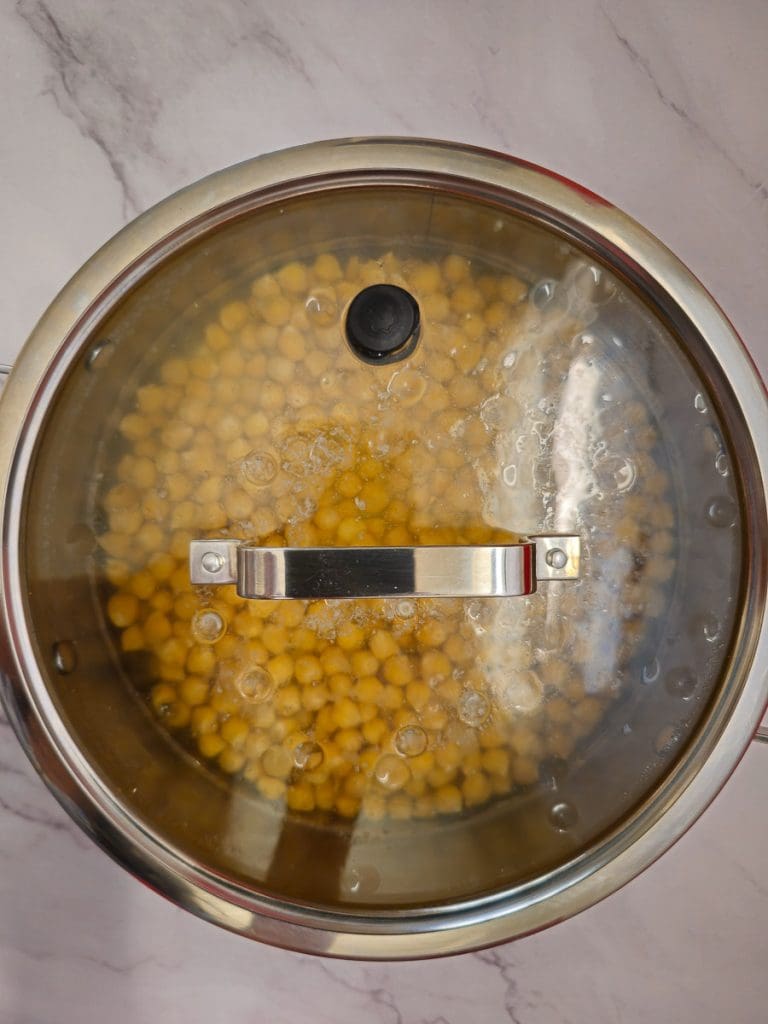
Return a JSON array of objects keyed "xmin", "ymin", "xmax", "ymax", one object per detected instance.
[{"xmin": 1, "ymin": 0, "xmax": 767, "ymax": 1020}]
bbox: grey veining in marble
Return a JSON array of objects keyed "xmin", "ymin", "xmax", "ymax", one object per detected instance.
[{"xmin": 0, "ymin": 0, "xmax": 766, "ymax": 1021}]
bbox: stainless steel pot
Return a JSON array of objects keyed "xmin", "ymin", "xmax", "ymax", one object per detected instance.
[{"xmin": 0, "ymin": 138, "xmax": 766, "ymax": 959}]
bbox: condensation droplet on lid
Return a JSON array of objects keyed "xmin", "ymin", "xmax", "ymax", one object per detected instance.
[
  {"xmin": 293, "ymin": 741, "xmax": 324, "ymax": 771},
  {"xmin": 240, "ymin": 450, "xmax": 278, "ymax": 487},
  {"xmin": 458, "ymin": 688, "xmax": 491, "ymax": 727},
  {"xmin": 191, "ymin": 609, "xmax": 225, "ymax": 644},
  {"xmin": 53, "ymin": 641, "xmax": 77, "ymax": 675},
  {"xmin": 574, "ymin": 331, "xmax": 596, "ymax": 347},
  {"xmin": 548, "ymin": 801, "xmax": 578, "ymax": 832},
  {"xmin": 237, "ymin": 667, "xmax": 275, "ymax": 704},
  {"xmin": 706, "ymin": 496, "xmax": 737, "ymax": 528},
  {"xmin": 621, "ymin": 723, "xmax": 633, "ymax": 736},
  {"xmin": 641, "ymin": 658, "xmax": 661, "ymax": 685},
  {"xmin": 572, "ymin": 264, "xmax": 617, "ymax": 305},
  {"xmin": 665, "ymin": 668, "xmax": 698, "ymax": 700},
  {"xmin": 502, "ymin": 464, "xmax": 517, "ymax": 487},
  {"xmin": 394, "ymin": 725, "xmax": 428, "ymax": 758},
  {"xmin": 702, "ymin": 614, "xmax": 721, "ymax": 643},
  {"xmin": 594, "ymin": 454, "xmax": 637, "ymax": 495},
  {"xmin": 305, "ymin": 291, "xmax": 338, "ymax": 327},
  {"xmin": 531, "ymin": 280, "xmax": 556, "ymax": 309},
  {"xmin": 387, "ymin": 368, "xmax": 426, "ymax": 407},
  {"xmin": 347, "ymin": 864, "xmax": 381, "ymax": 895},
  {"xmin": 694, "ymin": 393, "xmax": 708, "ymax": 414},
  {"xmin": 714, "ymin": 451, "xmax": 729, "ymax": 477},
  {"xmin": 466, "ymin": 600, "xmax": 482, "ymax": 621},
  {"xmin": 504, "ymin": 670, "xmax": 543, "ymax": 712},
  {"xmin": 374, "ymin": 753, "xmax": 410, "ymax": 791}
]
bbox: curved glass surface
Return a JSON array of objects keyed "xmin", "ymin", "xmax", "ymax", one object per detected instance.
[{"xmin": 23, "ymin": 184, "xmax": 743, "ymax": 909}]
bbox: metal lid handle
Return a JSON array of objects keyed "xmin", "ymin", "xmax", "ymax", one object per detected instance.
[{"xmin": 189, "ymin": 535, "xmax": 580, "ymax": 600}]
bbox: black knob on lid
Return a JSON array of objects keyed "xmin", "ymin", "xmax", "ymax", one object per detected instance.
[{"xmin": 345, "ymin": 284, "xmax": 420, "ymax": 364}]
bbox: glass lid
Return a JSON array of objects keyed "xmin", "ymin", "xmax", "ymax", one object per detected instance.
[{"xmin": 22, "ymin": 181, "xmax": 745, "ymax": 911}]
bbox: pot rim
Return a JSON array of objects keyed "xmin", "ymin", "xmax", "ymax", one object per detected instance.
[{"xmin": 1, "ymin": 137, "xmax": 766, "ymax": 959}]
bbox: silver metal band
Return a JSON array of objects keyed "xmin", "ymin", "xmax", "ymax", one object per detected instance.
[{"xmin": 189, "ymin": 535, "xmax": 580, "ymax": 600}]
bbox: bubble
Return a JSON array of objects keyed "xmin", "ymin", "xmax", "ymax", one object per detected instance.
[
  {"xmin": 240, "ymin": 450, "xmax": 277, "ymax": 487},
  {"xmin": 466, "ymin": 600, "xmax": 484, "ymax": 622},
  {"xmin": 594, "ymin": 454, "xmax": 637, "ymax": 494},
  {"xmin": 654, "ymin": 724, "xmax": 683, "ymax": 755},
  {"xmin": 665, "ymin": 668, "xmax": 698, "ymax": 700},
  {"xmin": 293, "ymin": 741, "xmax": 324, "ymax": 771},
  {"xmin": 394, "ymin": 725, "xmax": 428, "ymax": 758},
  {"xmin": 573, "ymin": 331, "xmax": 596, "ymax": 348},
  {"xmin": 706, "ymin": 496, "xmax": 737, "ymax": 528},
  {"xmin": 237, "ymin": 668, "xmax": 275, "ymax": 704},
  {"xmin": 396, "ymin": 600, "xmax": 415, "ymax": 619},
  {"xmin": 502, "ymin": 464, "xmax": 517, "ymax": 487},
  {"xmin": 548, "ymin": 801, "xmax": 578, "ymax": 831},
  {"xmin": 480, "ymin": 395, "xmax": 505, "ymax": 428},
  {"xmin": 309, "ymin": 432, "xmax": 345, "ymax": 472},
  {"xmin": 571, "ymin": 264, "xmax": 617, "ymax": 305},
  {"xmin": 387, "ymin": 368, "xmax": 426, "ymax": 407},
  {"xmin": 504, "ymin": 670, "xmax": 543, "ymax": 712},
  {"xmin": 694, "ymin": 393, "xmax": 708, "ymax": 414},
  {"xmin": 641, "ymin": 658, "xmax": 661, "ymax": 685},
  {"xmin": 458, "ymin": 688, "xmax": 491, "ymax": 727},
  {"xmin": 191, "ymin": 609, "xmax": 226, "ymax": 644},
  {"xmin": 539, "ymin": 757, "xmax": 569, "ymax": 789},
  {"xmin": 374, "ymin": 754, "xmax": 410, "ymax": 791},
  {"xmin": 347, "ymin": 864, "xmax": 381, "ymax": 895},
  {"xmin": 305, "ymin": 291, "xmax": 338, "ymax": 327},
  {"xmin": 531, "ymin": 279, "xmax": 556, "ymax": 309},
  {"xmin": 702, "ymin": 614, "xmax": 721, "ymax": 643},
  {"xmin": 282, "ymin": 436, "xmax": 312, "ymax": 477},
  {"xmin": 502, "ymin": 350, "xmax": 517, "ymax": 369},
  {"xmin": 53, "ymin": 641, "xmax": 77, "ymax": 675}
]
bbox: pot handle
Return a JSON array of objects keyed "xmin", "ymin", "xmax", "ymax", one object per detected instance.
[{"xmin": 189, "ymin": 535, "xmax": 580, "ymax": 600}]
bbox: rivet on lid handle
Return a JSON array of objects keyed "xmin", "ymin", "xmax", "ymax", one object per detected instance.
[{"xmin": 188, "ymin": 535, "xmax": 581, "ymax": 600}]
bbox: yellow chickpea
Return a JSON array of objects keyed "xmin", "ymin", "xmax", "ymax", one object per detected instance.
[
  {"xmin": 107, "ymin": 592, "xmax": 139, "ymax": 628},
  {"xmin": 435, "ymin": 784, "xmax": 463, "ymax": 814},
  {"xmin": 219, "ymin": 301, "xmax": 250, "ymax": 332},
  {"xmin": 336, "ymin": 622, "xmax": 365, "ymax": 652}
]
